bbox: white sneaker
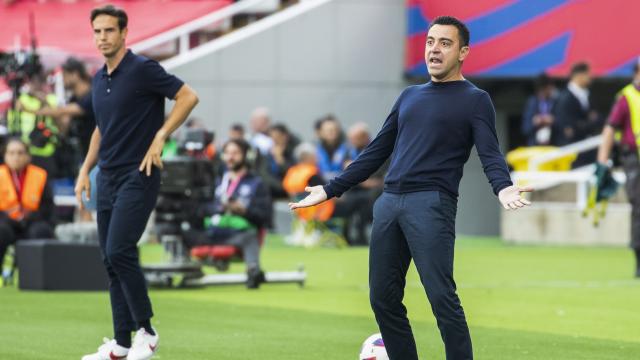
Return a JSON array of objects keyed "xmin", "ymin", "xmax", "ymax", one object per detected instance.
[
  {"xmin": 128, "ymin": 328, "xmax": 159, "ymax": 360},
  {"xmin": 81, "ymin": 338, "xmax": 129, "ymax": 360}
]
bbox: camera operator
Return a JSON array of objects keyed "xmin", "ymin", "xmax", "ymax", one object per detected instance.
[
  {"xmin": 184, "ymin": 138, "xmax": 272, "ymax": 289},
  {"xmin": 6, "ymin": 72, "xmax": 60, "ymax": 177}
]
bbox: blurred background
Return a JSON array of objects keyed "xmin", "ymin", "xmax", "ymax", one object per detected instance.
[{"xmin": 1, "ymin": 1, "xmax": 639, "ymax": 359}]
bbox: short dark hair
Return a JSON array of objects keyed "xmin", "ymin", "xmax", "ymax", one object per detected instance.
[
  {"xmin": 230, "ymin": 123, "xmax": 245, "ymax": 133},
  {"xmin": 633, "ymin": 60, "xmax": 639, "ymax": 75},
  {"xmin": 222, "ymin": 138, "xmax": 250, "ymax": 160},
  {"xmin": 62, "ymin": 57, "xmax": 90, "ymax": 81},
  {"xmin": 3, "ymin": 137, "xmax": 29, "ymax": 156},
  {"xmin": 90, "ymin": 5, "xmax": 128, "ymax": 30},
  {"xmin": 269, "ymin": 123, "xmax": 290, "ymax": 135},
  {"xmin": 535, "ymin": 73, "xmax": 554, "ymax": 90},
  {"xmin": 314, "ymin": 114, "xmax": 338, "ymax": 131},
  {"xmin": 570, "ymin": 62, "xmax": 590, "ymax": 78},
  {"xmin": 429, "ymin": 16, "xmax": 470, "ymax": 47}
]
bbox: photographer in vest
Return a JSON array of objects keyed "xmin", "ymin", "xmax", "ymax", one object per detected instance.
[
  {"xmin": 597, "ymin": 59, "xmax": 640, "ymax": 277},
  {"xmin": 0, "ymin": 137, "xmax": 55, "ymax": 278}
]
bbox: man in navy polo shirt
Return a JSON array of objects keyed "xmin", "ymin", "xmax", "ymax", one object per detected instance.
[
  {"xmin": 290, "ymin": 16, "xmax": 532, "ymax": 360},
  {"xmin": 76, "ymin": 5, "xmax": 199, "ymax": 360}
]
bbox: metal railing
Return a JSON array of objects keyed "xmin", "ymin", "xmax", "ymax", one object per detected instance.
[{"xmin": 131, "ymin": 0, "xmax": 277, "ymax": 56}]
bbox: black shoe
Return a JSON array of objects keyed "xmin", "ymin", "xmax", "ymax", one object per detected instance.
[{"xmin": 246, "ymin": 267, "xmax": 266, "ymax": 289}]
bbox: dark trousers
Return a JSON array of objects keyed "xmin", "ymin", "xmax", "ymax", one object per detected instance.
[
  {"xmin": 622, "ymin": 152, "xmax": 640, "ymax": 250},
  {"xmin": 97, "ymin": 165, "xmax": 160, "ymax": 337},
  {"xmin": 0, "ymin": 213, "xmax": 54, "ymax": 269},
  {"xmin": 369, "ymin": 191, "xmax": 472, "ymax": 360}
]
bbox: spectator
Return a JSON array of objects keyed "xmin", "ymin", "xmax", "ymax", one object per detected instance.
[
  {"xmin": 184, "ymin": 138, "xmax": 272, "ymax": 289},
  {"xmin": 553, "ymin": 62, "xmax": 603, "ymax": 165},
  {"xmin": 283, "ymin": 142, "xmax": 336, "ymax": 245},
  {"xmin": 262, "ymin": 123, "xmax": 299, "ymax": 198},
  {"xmin": 249, "ymin": 107, "xmax": 273, "ymax": 155},
  {"xmin": 33, "ymin": 58, "xmax": 96, "ymax": 178},
  {"xmin": 0, "ymin": 138, "xmax": 55, "ymax": 280},
  {"xmin": 228, "ymin": 123, "xmax": 246, "ymax": 141},
  {"xmin": 333, "ymin": 122, "xmax": 385, "ymax": 245},
  {"xmin": 61, "ymin": 57, "xmax": 95, "ymax": 158},
  {"xmin": 315, "ymin": 114, "xmax": 351, "ymax": 181},
  {"xmin": 521, "ymin": 73, "xmax": 557, "ymax": 146}
]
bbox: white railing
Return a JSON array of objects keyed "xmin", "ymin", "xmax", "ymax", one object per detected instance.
[
  {"xmin": 131, "ymin": 0, "xmax": 276, "ymax": 56},
  {"xmin": 528, "ymin": 135, "xmax": 603, "ymax": 170},
  {"xmin": 511, "ymin": 135, "xmax": 625, "ymax": 209}
]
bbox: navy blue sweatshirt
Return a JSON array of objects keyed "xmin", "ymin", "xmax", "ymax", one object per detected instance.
[{"xmin": 324, "ymin": 80, "xmax": 512, "ymax": 199}]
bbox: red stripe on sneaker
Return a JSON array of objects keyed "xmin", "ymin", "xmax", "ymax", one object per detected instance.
[{"xmin": 109, "ymin": 352, "xmax": 127, "ymax": 360}]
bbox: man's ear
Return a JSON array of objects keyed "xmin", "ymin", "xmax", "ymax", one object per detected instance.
[{"xmin": 459, "ymin": 46, "xmax": 470, "ymax": 62}]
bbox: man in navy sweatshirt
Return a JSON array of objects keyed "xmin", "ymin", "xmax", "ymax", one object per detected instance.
[{"xmin": 290, "ymin": 16, "xmax": 532, "ymax": 360}]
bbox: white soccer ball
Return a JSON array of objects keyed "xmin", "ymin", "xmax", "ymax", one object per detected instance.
[{"xmin": 359, "ymin": 333, "xmax": 389, "ymax": 360}]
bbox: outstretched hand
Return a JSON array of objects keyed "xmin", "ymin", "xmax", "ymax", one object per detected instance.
[
  {"xmin": 498, "ymin": 185, "xmax": 534, "ymax": 210},
  {"xmin": 288, "ymin": 186, "xmax": 328, "ymax": 210}
]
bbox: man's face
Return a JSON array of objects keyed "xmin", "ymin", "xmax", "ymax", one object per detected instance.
[
  {"xmin": 62, "ymin": 70, "xmax": 78, "ymax": 90},
  {"xmin": 269, "ymin": 129, "xmax": 288, "ymax": 147},
  {"xmin": 348, "ymin": 130, "xmax": 369, "ymax": 150},
  {"xmin": 425, "ymin": 24, "xmax": 469, "ymax": 80},
  {"xmin": 223, "ymin": 143, "xmax": 246, "ymax": 171},
  {"xmin": 4, "ymin": 141, "xmax": 30, "ymax": 172},
  {"xmin": 318, "ymin": 121, "xmax": 340, "ymax": 145},
  {"xmin": 577, "ymin": 71, "xmax": 592, "ymax": 88},
  {"xmin": 250, "ymin": 114, "xmax": 269, "ymax": 133},
  {"xmin": 92, "ymin": 15, "xmax": 127, "ymax": 58}
]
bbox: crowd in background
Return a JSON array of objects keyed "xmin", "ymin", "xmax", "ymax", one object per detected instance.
[
  {"xmin": 520, "ymin": 62, "xmax": 605, "ymax": 167},
  {"xmin": 0, "ymin": 58, "xmax": 632, "ymax": 262}
]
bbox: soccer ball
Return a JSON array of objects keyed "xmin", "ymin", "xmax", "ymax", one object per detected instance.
[{"xmin": 359, "ymin": 333, "xmax": 388, "ymax": 360}]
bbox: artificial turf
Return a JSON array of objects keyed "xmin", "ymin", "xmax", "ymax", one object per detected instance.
[{"xmin": 1, "ymin": 236, "xmax": 639, "ymax": 359}]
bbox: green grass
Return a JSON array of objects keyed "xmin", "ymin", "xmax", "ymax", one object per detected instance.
[{"xmin": 1, "ymin": 236, "xmax": 640, "ymax": 359}]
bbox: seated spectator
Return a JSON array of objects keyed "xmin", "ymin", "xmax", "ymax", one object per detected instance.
[
  {"xmin": 283, "ymin": 143, "xmax": 337, "ymax": 246},
  {"xmin": 184, "ymin": 139, "xmax": 272, "ymax": 289},
  {"xmin": 228, "ymin": 123, "xmax": 246, "ymax": 141},
  {"xmin": 315, "ymin": 114, "xmax": 351, "ymax": 181},
  {"xmin": 249, "ymin": 107, "xmax": 274, "ymax": 155},
  {"xmin": 521, "ymin": 73, "xmax": 557, "ymax": 146},
  {"xmin": 332, "ymin": 122, "xmax": 385, "ymax": 245},
  {"xmin": 262, "ymin": 123, "xmax": 299, "ymax": 198},
  {"xmin": 0, "ymin": 138, "xmax": 55, "ymax": 279}
]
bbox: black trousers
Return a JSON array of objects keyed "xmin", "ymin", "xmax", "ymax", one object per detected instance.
[
  {"xmin": 0, "ymin": 213, "xmax": 53, "ymax": 269},
  {"xmin": 621, "ymin": 152, "xmax": 640, "ymax": 250},
  {"xmin": 369, "ymin": 191, "xmax": 472, "ymax": 360},
  {"xmin": 96, "ymin": 165, "xmax": 159, "ymax": 337}
]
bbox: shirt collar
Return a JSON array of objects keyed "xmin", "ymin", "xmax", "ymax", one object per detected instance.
[
  {"xmin": 568, "ymin": 81, "xmax": 589, "ymax": 109},
  {"xmin": 100, "ymin": 49, "xmax": 133, "ymax": 78}
]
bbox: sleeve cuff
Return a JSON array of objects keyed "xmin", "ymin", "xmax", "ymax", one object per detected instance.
[{"xmin": 323, "ymin": 184, "xmax": 336, "ymax": 199}]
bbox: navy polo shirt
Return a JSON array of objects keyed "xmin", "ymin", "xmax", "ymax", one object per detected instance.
[{"xmin": 84, "ymin": 49, "xmax": 184, "ymax": 169}]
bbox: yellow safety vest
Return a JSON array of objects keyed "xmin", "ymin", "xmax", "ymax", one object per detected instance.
[{"xmin": 7, "ymin": 93, "xmax": 59, "ymax": 157}]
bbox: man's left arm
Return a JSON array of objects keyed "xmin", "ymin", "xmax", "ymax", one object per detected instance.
[
  {"xmin": 472, "ymin": 92, "xmax": 533, "ymax": 209},
  {"xmin": 139, "ymin": 60, "xmax": 200, "ymax": 175}
]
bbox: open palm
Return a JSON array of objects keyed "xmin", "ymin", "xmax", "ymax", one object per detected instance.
[
  {"xmin": 289, "ymin": 186, "xmax": 328, "ymax": 210},
  {"xmin": 498, "ymin": 185, "xmax": 534, "ymax": 210}
]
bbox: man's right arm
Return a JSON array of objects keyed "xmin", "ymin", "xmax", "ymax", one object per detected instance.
[
  {"xmin": 597, "ymin": 95, "xmax": 628, "ymax": 164},
  {"xmin": 37, "ymin": 103, "xmax": 85, "ymax": 118},
  {"xmin": 75, "ymin": 127, "xmax": 100, "ymax": 209},
  {"xmin": 289, "ymin": 90, "xmax": 405, "ymax": 210},
  {"xmin": 322, "ymin": 94, "xmax": 404, "ymax": 199}
]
